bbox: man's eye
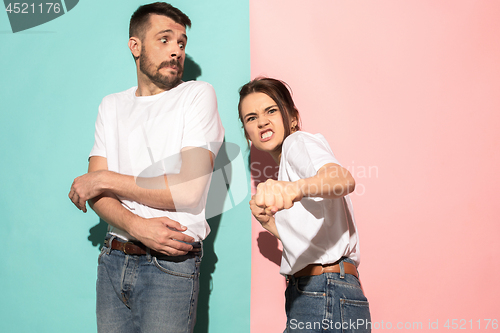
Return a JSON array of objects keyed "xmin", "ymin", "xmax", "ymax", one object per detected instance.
[
  {"xmin": 179, "ymin": 43, "xmax": 185, "ymax": 50},
  {"xmin": 160, "ymin": 38, "xmax": 167, "ymax": 43}
]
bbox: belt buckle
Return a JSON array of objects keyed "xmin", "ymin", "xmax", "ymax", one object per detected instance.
[{"xmin": 122, "ymin": 241, "xmax": 134, "ymax": 255}]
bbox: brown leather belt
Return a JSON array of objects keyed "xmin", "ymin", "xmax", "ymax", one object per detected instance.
[
  {"xmin": 293, "ymin": 261, "xmax": 358, "ymax": 278},
  {"xmin": 106, "ymin": 238, "xmax": 201, "ymax": 257}
]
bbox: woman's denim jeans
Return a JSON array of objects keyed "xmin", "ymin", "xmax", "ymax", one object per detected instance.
[
  {"xmin": 285, "ymin": 259, "xmax": 371, "ymax": 332},
  {"xmin": 96, "ymin": 235, "xmax": 202, "ymax": 333}
]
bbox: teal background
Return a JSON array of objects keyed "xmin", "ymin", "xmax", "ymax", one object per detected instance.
[{"xmin": 0, "ymin": 1, "xmax": 251, "ymax": 332}]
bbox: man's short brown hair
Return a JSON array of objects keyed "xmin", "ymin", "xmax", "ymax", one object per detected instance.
[{"xmin": 129, "ymin": 2, "xmax": 191, "ymax": 40}]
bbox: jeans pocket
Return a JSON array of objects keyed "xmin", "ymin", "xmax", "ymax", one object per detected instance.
[
  {"xmin": 295, "ymin": 275, "xmax": 326, "ymax": 297},
  {"xmin": 152, "ymin": 256, "xmax": 196, "ymax": 279},
  {"xmin": 340, "ymin": 298, "xmax": 371, "ymax": 333}
]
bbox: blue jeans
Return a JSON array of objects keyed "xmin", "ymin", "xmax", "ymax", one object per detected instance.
[
  {"xmin": 96, "ymin": 235, "xmax": 202, "ymax": 333},
  {"xmin": 285, "ymin": 259, "xmax": 371, "ymax": 333}
]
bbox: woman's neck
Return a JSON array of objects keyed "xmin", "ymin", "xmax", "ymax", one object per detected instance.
[{"xmin": 270, "ymin": 149, "xmax": 281, "ymax": 165}]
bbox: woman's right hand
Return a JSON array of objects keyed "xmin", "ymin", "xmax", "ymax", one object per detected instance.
[
  {"xmin": 250, "ymin": 196, "xmax": 273, "ymax": 224},
  {"xmin": 254, "ymin": 179, "xmax": 303, "ymax": 214},
  {"xmin": 250, "ymin": 196, "xmax": 281, "ymax": 239}
]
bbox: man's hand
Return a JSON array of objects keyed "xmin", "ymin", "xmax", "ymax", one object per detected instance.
[
  {"xmin": 69, "ymin": 170, "xmax": 107, "ymax": 212},
  {"xmin": 254, "ymin": 179, "xmax": 303, "ymax": 214},
  {"xmin": 131, "ymin": 216, "xmax": 196, "ymax": 256}
]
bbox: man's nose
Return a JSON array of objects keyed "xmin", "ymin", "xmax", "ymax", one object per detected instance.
[{"xmin": 170, "ymin": 44, "xmax": 183, "ymax": 59}]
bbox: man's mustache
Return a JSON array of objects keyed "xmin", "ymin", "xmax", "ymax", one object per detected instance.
[{"xmin": 159, "ymin": 59, "xmax": 183, "ymax": 72}]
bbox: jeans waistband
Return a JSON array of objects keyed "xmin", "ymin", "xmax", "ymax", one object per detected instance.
[{"xmin": 104, "ymin": 234, "xmax": 202, "ymax": 258}]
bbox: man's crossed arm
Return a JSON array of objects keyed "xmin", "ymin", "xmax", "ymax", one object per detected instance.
[{"xmin": 68, "ymin": 147, "xmax": 214, "ymax": 255}]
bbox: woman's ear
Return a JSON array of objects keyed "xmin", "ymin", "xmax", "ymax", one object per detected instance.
[{"xmin": 291, "ymin": 117, "xmax": 298, "ymax": 132}]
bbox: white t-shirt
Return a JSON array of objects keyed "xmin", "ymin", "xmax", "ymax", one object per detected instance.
[
  {"xmin": 89, "ymin": 81, "xmax": 224, "ymax": 241},
  {"xmin": 275, "ymin": 131, "xmax": 360, "ymax": 275}
]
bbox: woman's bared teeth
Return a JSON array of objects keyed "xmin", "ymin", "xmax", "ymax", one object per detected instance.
[{"xmin": 261, "ymin": 131, "xmax": 273, "ymax": 139}]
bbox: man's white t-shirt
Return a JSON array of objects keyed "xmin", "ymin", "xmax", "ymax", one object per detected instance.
[
  {"xmin": 90, "ymin": 81, "xmax": 224, "ymax": 241},
  {"xmin": 276, "ymin": 131, "xmax": 360, "ymax": 275}
]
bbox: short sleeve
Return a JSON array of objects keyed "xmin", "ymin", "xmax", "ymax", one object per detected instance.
[
  {"xmin": 89, "ymin": 100, "xmax": 107, "ymax": 159},
  {"xmin": 283, "ymin": 133, "xmax": 340, "ymax": 179},
  {"xmin": 181, "ymin": 83, "xmax": 224, "ymax": 156}
]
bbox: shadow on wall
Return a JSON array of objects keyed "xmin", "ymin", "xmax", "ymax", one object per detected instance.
[
  {"xmin": 88, "ymin": 219, "xmax": 107, "ymax": 249},
  {"xmin": 250, "ymin": 145, "xmax": 282, "ymax": 266},
  {"xmin": 182, "ymin": 55, "xmax": 202, "ymax": 82},
  {"xmin": 194, "ymin": 139, "xmax": 238, "ymax": 333},
  {"xmin": 257, "ymin": 231, "xmax": 281, "ymax": 266}
]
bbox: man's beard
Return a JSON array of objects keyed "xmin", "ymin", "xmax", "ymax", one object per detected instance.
[{"xmin": 139, "ymin": 48, "xmax": 184, "ymax": 90}]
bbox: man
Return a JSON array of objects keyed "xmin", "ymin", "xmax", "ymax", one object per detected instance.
[{"xmin": 68, "ymin": 3, "xmax": 224, "ymax": 332}]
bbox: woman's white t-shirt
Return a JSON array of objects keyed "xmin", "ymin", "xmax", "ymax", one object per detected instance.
[{"xmin": 275, "ymin": 131, "xmax": 360, "ymax": 275}]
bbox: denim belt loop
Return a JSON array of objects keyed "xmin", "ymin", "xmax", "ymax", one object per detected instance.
[
  {"xmin": 146, "ymin": 248, "xmax": 152, "ymax": 262},
  {"xmin": 199, "ymin": 240, "xmax": 204, "ymax": 260},
  {"xmin": 105, "ymin": 235, "xmax": 116, "ymax": 255},
  {"xmin": 339, "ymin": 260, "xmax": 345, "ymax": 279}
]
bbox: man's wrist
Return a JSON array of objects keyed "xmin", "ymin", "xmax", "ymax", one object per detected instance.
[
  {"xmin": 98, "ymin": 170, "xmax": 116, "ymax": 193},
  {"xmin": 127, "ymin": 215, "xmax": 144, "ymax": 240}
]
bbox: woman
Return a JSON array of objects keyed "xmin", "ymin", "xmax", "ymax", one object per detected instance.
[{"xmin": 238, "ymin": 77, "xmax": 371, "ymax": 332}]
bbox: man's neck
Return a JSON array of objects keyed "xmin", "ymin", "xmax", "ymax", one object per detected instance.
[
  {"xmin": 135, "ymin": 82, "xmax": 166, "ymax": 97},
  {"xmin": 135, "ymin": 71, "xmax": 182, "ymax": 97}
]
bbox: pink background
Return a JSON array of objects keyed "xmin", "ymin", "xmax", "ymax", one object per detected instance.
[{"xmin": 249, "ymin": 0, "xmax": 500, "ymax": 331}]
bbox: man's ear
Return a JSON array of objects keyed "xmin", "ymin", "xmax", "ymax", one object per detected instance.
[{"xmin": 128, "ymin": 37, "xmax": 141, "ymax": 60}]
